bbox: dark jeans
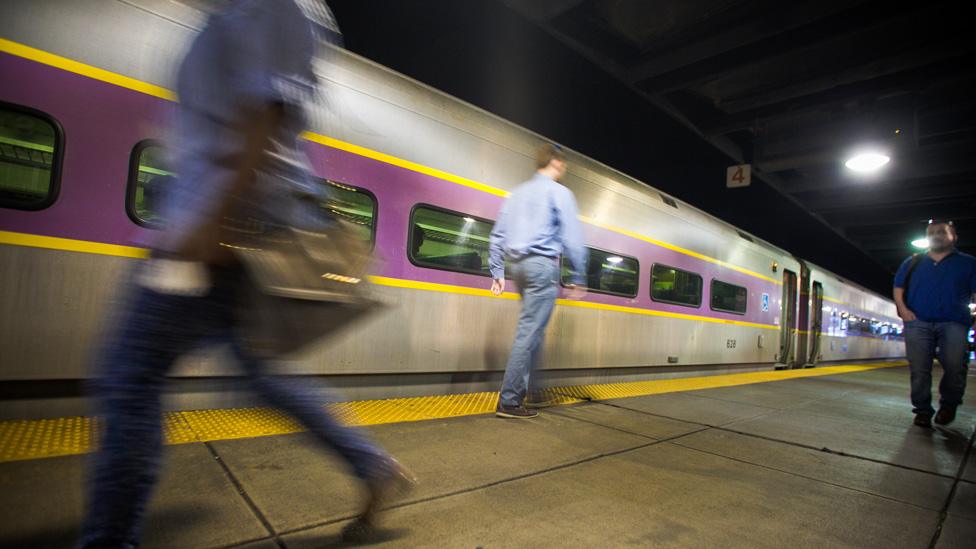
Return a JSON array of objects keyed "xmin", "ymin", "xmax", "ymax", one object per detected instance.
[
  {"xmin": 904, "ymin": 320, "xmax": 970, "ymax": 415},
  {"xmin": 78, "ymin": 265, "xmax": 391, "ymax": 548}
]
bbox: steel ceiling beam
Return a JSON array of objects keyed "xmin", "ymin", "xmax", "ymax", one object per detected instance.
[
  {"xmin": 633, "ymin": 1, "xmax": 923, "ymax": 95},
  {"xmin": 623, "ymin": 0, "xmax": 856, "ymax": 83},
  {"xmin": 701, "ymin": 58, "xmax": 972, "ymax": 136}
]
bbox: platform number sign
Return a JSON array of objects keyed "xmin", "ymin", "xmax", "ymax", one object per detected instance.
[
  {"xmin": 761, "ymin": 293, "xmax": 770, "ymax": 312},
  {"xmin": 727, "ymin": 164, "xmax": 751, "ymax": 188}
]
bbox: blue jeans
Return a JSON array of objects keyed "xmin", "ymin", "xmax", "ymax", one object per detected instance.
[
  {"xmin": 499, "ymin": 256, "xmax": 560, "ymax": 407},
  {"xmin": 904, "ymin": 320, "xmax": 970, "ymax": 415},
  {"xmin": 78, "ymin": 265, "xmax": 391, "ymax": 548}
]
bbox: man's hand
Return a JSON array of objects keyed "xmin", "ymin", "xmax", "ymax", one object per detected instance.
[
  {"xmin": 491, "ymin": 279, "xmax": 505, "ymax": 296},
  {"xmin": 564, "ymin": 283, "xmax": 587, "ymax": 300},
  {"xmin": 899, "ymin": 308, "xmax": 917, "ymax": 322}
]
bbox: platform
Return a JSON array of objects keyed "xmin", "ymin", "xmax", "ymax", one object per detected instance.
[{"xmin": 0, "ymin": 362, "xmax": 973, "ymax": 548}]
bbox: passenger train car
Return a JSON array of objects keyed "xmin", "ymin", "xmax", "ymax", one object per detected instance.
[{"xmin": 0, "ymin": 0, "xmax": 905, "ymax": 417}]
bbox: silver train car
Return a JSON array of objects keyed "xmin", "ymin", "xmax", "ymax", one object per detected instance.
[{"xmin": 0, "ymin": 0, "xmax": 905, "ymax": 418}]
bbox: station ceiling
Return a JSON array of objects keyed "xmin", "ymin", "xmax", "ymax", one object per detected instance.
[{"xmin": 500, "ymin": 0, "xmax": 976, "ymax": 272}]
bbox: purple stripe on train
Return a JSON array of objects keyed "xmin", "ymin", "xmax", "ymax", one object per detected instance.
[
  {"xmin": 0, "ymin": 53, "xmax": 171, "ymax": 247},
  {"xmin": 306, "ymin": 145, "xmax": 780, "ymax": 325}
]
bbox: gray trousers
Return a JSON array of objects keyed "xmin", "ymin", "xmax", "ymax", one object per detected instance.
[{"xmin": 499, "ymin": 255, "xmax": 560, "ymax": 407}]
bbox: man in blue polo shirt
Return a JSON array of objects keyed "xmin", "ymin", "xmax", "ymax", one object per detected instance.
[{"xmin": 893, "ymin": 220, "xmax": 976, "ymax": 427}]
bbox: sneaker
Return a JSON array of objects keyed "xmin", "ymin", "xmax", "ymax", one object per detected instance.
[
  {"xmin": 913, "ymin": 413, "xmax": 932, "ymax": 427},
  {"xmin": 934, "ymin": 406, "xmax": 957, "ymax": 426},
  {"xmin": 495, "ymin": 404, "xmax": 539, "ymax": 419},
  {"xmin": 525, "ymin": 392, "xmax": 558, "ymax": 409},
  {"xmin": 342, "ymin": 457, "xmax": 417, "ymax": 543}
]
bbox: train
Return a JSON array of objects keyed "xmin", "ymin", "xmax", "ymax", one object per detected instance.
[{"xmin": 0, "ymin": 0, "xmax": 905, "ymax": 418}]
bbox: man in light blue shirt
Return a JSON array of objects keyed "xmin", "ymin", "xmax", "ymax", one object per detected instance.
[{"xmin": 489, "ymin": 144, "xmax": 588, "ymax": 418}]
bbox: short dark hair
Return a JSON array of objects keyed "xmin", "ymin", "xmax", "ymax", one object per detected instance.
[
  {"xmin": 535, "ymin": 143, "xmax": 566, "ymax": 169},
  {"xmin": 927, "ymin": 219, "xmax": 956, "ymax": 233}
]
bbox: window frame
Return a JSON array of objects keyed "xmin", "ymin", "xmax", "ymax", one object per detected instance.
[
  {"xmin": 320, "ymin": 178, "xmax": 379, "ymax": 250},
  {"xmin": 0, "ymin": 100, "xmax": 65, "ymax": 211},
  {"xmin": 126, "ymin": 139, "xmax": 167, "ymax": 228},
  {"xmin": 649, "ymin": 262, "xmax": 703, "ymax": 308},
  {"xmin": 125, "ymin": 142, "xmax": 381, "ymax": 244},
  {"xmin": 407, "ymin": 202, "xmax": 495, "ymax": 278},
  {"xmin": 709, "ymin": 278, "xmax": 748, "ymax": 315},
  {"xmin": 559, "ymin": 244, "xmax": 639, "ymax": 298}
]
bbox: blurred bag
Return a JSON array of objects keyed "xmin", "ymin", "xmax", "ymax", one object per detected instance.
[{"xmin": 226, "ymin": 212, "xmax": 383, "ymax": 358}]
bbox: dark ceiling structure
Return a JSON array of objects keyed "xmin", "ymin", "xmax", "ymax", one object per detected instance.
[
  {"xmin": 330, "ymin": 0, "xmax": 974, "ymax": 295},
  {"xmin": 501, "ymin": 0, "xmax": 976, "ymax": 272}
]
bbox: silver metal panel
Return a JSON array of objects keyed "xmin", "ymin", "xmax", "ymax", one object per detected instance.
[
  {"xmin": 0, "ymin": 246, "xmax": 778, "ymax": 380},
  {"xmin": 0, "ymin": 245, "xmax": 132, "ymax": 379}
]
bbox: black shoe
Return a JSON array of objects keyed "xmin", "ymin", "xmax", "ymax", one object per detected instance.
[
  {"xmin": 914, "ymin": 413, "xmax": 932, "ymax": 427},
  {"xmin": 934, "ymin": 406, "xmax": 957, "ymax": 426},
  {"xmin": 495, "ymin": 404, "xmax": 539, "ymax": 419}
]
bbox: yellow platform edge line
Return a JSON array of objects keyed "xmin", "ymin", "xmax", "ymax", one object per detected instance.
[
  {"xmin": 0, "ymin": 360, "xmax": 905, "ymax": 463},
  {"xmin": 0, "ymin": 38, "xmax": 783, "ymax": 287}
]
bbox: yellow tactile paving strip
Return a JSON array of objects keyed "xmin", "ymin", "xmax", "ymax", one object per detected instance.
[{"xmin": 0, "ymin": 361, "xmax": 904, "ymax": 463}]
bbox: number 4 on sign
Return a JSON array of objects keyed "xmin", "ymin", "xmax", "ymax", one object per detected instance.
[{"xmin": 727, "ymin": 164, "xmax": 751, "ymax": 188}]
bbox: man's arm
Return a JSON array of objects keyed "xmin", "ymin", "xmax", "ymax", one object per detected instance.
[
  {"xmin": 893, "ymin": 287, "xmax": 916, "ymax": 322},
  {"xmin": 892, "ymin": 257, "xmax": 916, "ymax": 321},
  {"xmin": 171, "ymin": 102, "xmax": 284, "ymax": 263},
  {"xmin": 488, "ymin": 201, "xmax": 509, "ymax": 295},
  {"xmin": 554, "ymin": 187, "xmax": 588, "ymax": 296}
]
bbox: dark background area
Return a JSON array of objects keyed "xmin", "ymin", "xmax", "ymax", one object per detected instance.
[{"xmin": 329, "ymin": 0, "xmax": 976, "ymax": 296}]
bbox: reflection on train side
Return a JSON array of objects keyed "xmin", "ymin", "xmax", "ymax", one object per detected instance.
[{"xmin": 823, "ymin": 306, "xmax": 904, "ymax": 340}]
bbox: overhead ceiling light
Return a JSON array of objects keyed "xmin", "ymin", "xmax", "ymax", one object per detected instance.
[
  {"xmin": 606, "ymin": 256, "xmax": 623, "ymax": 263},
  {"xmin": 845, "ymin": 152, "xmax": 890, "ymax": 172},
  {"xmin": 911, "ymin": 237, "xmax": 929, "ymax": 249},
  {"xmin": 462, "ymin": 217, "xmax": 475, "ymax": 223}
]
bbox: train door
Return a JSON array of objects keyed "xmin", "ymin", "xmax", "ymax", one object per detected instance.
[
  {"xmin": 794, "ymin": 263, "xmax": 811, "ymax": 369},
  {"xmin": 776, "ymin": 269, "xmax": 798, "ymax": 369},
  {"xmin": 807, "ymin": 281, "xmax": 824, "ymax": 367}
]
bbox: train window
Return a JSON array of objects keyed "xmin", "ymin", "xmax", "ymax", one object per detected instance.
[
  {"xmin": 710, "ymin": 279, "xmax": 747, "ymax": 314},
  {"xmin": 562, "ymin": 247, "xmax": 638, "ymax": 297},
  {"xmin": 0, "ymin": 103, "xmax": 63, "ymax": 210},
  {"xmin": 409, "ymin": 204, "xmax": 493, "ymax": 277},
  {"xmin": 319, "ymin": 179, "xmax": 377, "ymax": 245},
  {"xmin": 126, "ymin": 140, "xmax": 172, "ymax": 227},
  {"xmin": 650, "ymin": 264, "xmax": 702, "ymax": 308}
]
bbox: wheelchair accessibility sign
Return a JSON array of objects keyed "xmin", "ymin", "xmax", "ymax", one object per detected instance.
[{"xmin": 761, "ymin": 293, "xmax": 770, "ymax": 312}]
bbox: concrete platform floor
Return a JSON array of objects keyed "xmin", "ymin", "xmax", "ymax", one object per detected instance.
[{"xmin": 1, "ymin": 365, "xmax": 973, "ymax": 548}]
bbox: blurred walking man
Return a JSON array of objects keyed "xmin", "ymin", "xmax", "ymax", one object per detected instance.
[
  {"xmin": 488, "ymin": 144, "xmax": 588, "ymax": 419},
  {"xmin": 78, "ymin": 2, "xmax": 412, "ymax": 547}
]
